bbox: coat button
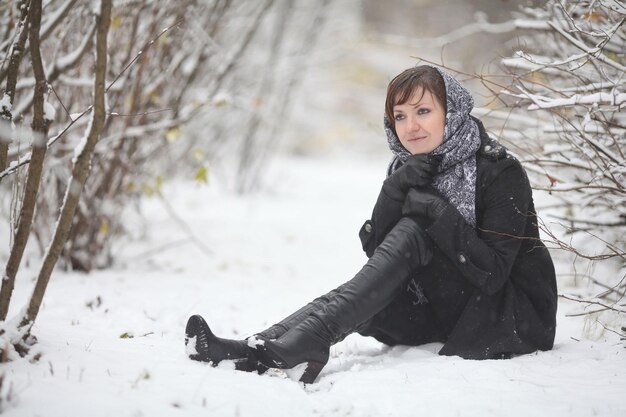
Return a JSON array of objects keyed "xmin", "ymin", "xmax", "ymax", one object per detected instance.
[
  {"xmin": 484, "ymin": 145, "xmax": 492, "ymax": 153},
  {"xmin": 365, "ymin": 223, "xmax": 373, "ymax": 233},
  {"xmin": 458, "ymin": 253, "xmax": 467, "ymax": 264}
]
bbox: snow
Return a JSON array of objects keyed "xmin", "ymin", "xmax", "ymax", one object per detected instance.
[
  {"xmin": 185, "ymin": 336, "xmax": 198, "ymax": 356},
  {"xmin": 73, "ymin": 134, "xmax": 88, "ymax": 163},
  {"xmin": 72, "ymin": 112, "xmax": 99, "ymax": 164},
  {"xmin": 0, "ymin": 94, "xmax": 11, "ymax": 113},
  {"xmin": 526, "ymin": 92, "xmax": 626, "ymax": 110},
  {"xmin": 501, "ymin": 57, "xmax": 563, "ymax": 75},
  {"xmin": 247, "ymin": 336, "xmax": 265, "ymax": 348},
  {"xmin": 43, "ymin": 100, "xmax": 56, "ymax": 122},
  {"xmin": 1, "ymin": 154, "xmax": 624, "ymax": 416}
]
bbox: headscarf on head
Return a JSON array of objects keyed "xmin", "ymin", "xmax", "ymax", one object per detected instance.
[{"xmin": 385, "ymin": 67, "xmax": 481, "ymax": 227}]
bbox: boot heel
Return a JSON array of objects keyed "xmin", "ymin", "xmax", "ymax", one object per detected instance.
[{"xmin": 299, "ymin": 361, "xmax": 325, "ymax": 384}]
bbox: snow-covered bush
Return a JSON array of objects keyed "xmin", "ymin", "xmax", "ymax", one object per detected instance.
[
  {"xmin": 0, "ymin": 0, "xmax": 331, "ymax": 271},
  {"xmin": 494, "ymin": 0, "xmax": 624, "ymax": 329}
]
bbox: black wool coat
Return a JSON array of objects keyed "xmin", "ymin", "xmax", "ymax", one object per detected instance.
[{"xmin": 359, "ymin": 121, "xmax": 557, "ymax": 359}]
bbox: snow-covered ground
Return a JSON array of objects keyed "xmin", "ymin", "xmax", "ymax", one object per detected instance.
[{"xmin": 2, "ymin": 153, "xmax": 625, "ymax": 417}]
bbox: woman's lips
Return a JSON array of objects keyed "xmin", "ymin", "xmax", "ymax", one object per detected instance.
[{"xmin": 408, "ymin": 136, "xmax": 427, "ymax": 142}]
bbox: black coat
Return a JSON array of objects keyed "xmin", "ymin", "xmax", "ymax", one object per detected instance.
[{"xmin": 359, "ymin": 120, "xmax": 557, "ymax": 359}]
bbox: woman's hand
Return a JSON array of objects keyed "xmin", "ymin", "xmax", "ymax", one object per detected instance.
[
  {"xmin": 383, "ymin": 154, "xmax": 441, "ymax": 201},
  {"xmin": 402, "ymin": 188, "xmax": 448, "ymax": 222}
]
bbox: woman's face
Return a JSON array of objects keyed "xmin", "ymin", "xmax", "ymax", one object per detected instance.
[{"xmin": 392, "ymin": 88, "xmax": 445, "ymax": 155}]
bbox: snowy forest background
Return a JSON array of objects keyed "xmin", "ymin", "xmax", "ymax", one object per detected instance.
[{"xmin": 0, "ymin": 0, "xmax": 624, "ymax": 416}]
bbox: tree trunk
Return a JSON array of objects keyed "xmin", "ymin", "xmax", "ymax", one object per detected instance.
[
  {"xmin": 0, "ymin": 0, "xmax": 49, "ymax": 322},
  {"xmin": 20, "ymin": 0, "xmax": 112, "ymax": 332}
]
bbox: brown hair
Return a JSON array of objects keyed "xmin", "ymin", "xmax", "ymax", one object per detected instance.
[{"xmin": 385, "ymin": 66, "xmax": 447, "ymax": 133}]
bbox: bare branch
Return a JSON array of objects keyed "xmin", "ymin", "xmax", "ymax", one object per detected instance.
[
  {"xmin": 0, "ymin": 0, "xmax": 31, "ymax": 173},
  {"xmin": 11, "ymin": 20, "xmax": 98, "ymax": 121},
  {"xmin": 560, "ymin": 293, "xmax": 626, "ymax": 315},
  {"xmin": 0, "ymin": 0, "xmax": 79, "ymax": 85}
]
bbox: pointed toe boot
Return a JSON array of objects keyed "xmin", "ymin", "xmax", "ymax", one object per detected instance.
[{"xmin": 185, "ymin": 315, "xmax": 262, "ymax": 372}]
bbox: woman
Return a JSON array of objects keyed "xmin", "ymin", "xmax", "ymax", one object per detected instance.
[{"xmin": 185, "ymin": 66, "xmax": 558, "ymax": 384}]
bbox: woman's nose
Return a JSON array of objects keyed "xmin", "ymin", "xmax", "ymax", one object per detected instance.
[{"xmin": 408, "ymin": 115, "xmax": 421, "ymax": 131}]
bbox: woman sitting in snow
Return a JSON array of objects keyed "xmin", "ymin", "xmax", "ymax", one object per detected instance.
[{"xmin": 184, "ymin": 65, "xmax": 558, "ymax": 383}]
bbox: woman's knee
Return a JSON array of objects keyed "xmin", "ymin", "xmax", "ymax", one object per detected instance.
[
  {"xmin": 395, "ymin": 216, "xmax": 429, "ymax": 234},
  {"xmin": 381, "ymin": 216, "xmax": 433, "ymax": 264}
]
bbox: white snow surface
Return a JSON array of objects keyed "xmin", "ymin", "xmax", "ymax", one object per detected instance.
[{"xmin": 2, "ymin": 154, "xmax": 625, "ymax": 417}]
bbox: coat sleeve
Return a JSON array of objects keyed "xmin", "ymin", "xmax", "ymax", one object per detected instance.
[
  {"xmin": 425, "ymin": 158, "xmax": 533, "ymax": 295},
  {"xmin": 359, "ymin": 184, "xmax": 404, "ymax": 258}
]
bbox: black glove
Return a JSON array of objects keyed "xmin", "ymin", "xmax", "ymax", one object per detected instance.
[
  {"xmin": 402, "ymin": 188, "xmax": 449, "ymax": 223},
  {"xmin": 383, "ymin": 154, "xmax": 441, "ymax": 201}
]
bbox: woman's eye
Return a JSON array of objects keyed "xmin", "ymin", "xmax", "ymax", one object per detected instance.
[
  {"xmin": 417, "ymin": 108, "xmax": 430, "ymax": 115},
  {"xmin": 394, "ymin": 114, "xmax": 404, "ymax": 121}
]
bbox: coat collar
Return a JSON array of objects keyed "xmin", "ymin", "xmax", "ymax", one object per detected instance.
[{"xmin": 472, "ymin": 116, "xmax": 507, "ymax": 161}]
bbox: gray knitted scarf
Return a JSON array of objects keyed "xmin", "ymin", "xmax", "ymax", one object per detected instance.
[{"xmin": 385, "ymin": 67, "xmax": 481, "ymax": 227}]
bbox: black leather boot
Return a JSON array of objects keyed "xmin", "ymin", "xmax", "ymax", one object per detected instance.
[
  {"xmin": 254, "ymin": 283, "xmax": 347, "ymax": 339},
  {"xmin": 253, "ymin": 217, "xmax": 432, "ymax": 383},
  {"xmin": 184, "ymin": 286, "xmax": 346, "ymax": 371},
  {"xmin": 185, "ymin": 315, "xmax": 262, "ymax": 372}
]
